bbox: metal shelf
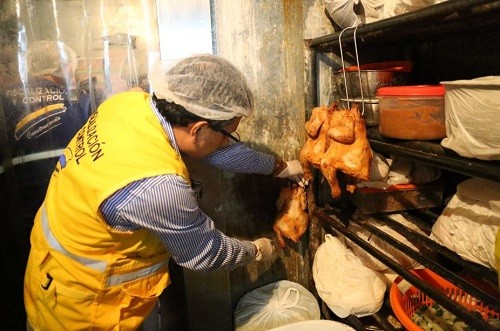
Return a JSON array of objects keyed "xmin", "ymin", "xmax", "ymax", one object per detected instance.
[
  {"xmin": 306, "ymin": 1, "xmax": 500, "ymax": 330},
  {"xmin": 314, "ymin": 207, "xmax": 500, "ymax": 331},
  {"xmin": 367, "ymin": 127, "xmax": 500, "ymax": 183},
  {"xmin": 307, "ymin": 0, "xmax": 500, "ymax": 52}
]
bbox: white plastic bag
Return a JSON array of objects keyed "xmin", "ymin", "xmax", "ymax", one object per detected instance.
[
  {"xmin": 234, "ymin": 280, "xmax": 320, "ymax": 331},
  {"xmin": 382, "ymin": 0, "xmax": 448, "ymax": 20},
  {"xmin": 361, "ymin": 0, "xmax": 384, "ymax": 22},
  {"xmin": 430, "ymin": 178, "xmax": 500, "ymax": 269},
  {"xmin": 369, "ymin": 152, "xmax": 390, "ymax": 181},
  {"xmin": 440, "ymin": 76, "xmax": 500, "ymax": 161},
  {"xmin": 324, "ymin": 0, "xmax": 362, "ymax": 29},
  {"xmin": 313, "ymin": 235, "xmax": 386, "ymax": 318}
]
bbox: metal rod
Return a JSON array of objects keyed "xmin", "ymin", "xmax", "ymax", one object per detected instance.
[
  {"xmin": 313, "ymin": 208, "xmax": 498, "ymax": 331},
  {"xmin": 379, "ymin": 212, "xmax": 498, "ymax": 283},
  {"xmin": 308, "ymin": 0, "xmax": 500, "ymax": 48},
  {"xmin": 371, "ymin": 311, "xmax": 399, "ymax": 331},
  {"xmin": 321, "ymin": 301, "xmax": 368, "ymax": 331},
  {"xmin": 353, "ymin": 215, "xmax": 499, "ymax": 309},
  {"xmin": 305, "ymin": 47, "xmax": 318, "ymax": 113},
  {"xmin": 369, "ymin": 137, "xmax": 500, "ymax": 182}
]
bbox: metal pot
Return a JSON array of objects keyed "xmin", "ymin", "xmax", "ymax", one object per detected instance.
[{"xmin": 333, "ymin": 70, "xmax": 410, "ymax": 100}]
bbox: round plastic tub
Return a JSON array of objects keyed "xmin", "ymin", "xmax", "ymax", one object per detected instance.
[{"xmin": 377, "ymin": 85, "xmax": 445, "ymax": 140}]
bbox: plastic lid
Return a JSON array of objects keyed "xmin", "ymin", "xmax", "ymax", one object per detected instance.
[{"xmin": 377, "ymin": 85, "xmax": 445, "ymax": 96}]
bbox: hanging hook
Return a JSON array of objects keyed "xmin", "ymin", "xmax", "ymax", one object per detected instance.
[
  {"xmin": 338, "ymin": 26, "xmax": 351, "ymax": 110},
  {"xmin": 338, "ymin": 24, "xmax": 364, "ymax": 115},
  {"xmin": 353, "ymin": 25, "xmax": 365, "ymax": 116}
]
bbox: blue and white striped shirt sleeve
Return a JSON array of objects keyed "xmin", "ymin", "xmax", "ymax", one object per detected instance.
[
  {"xmin": 100, "ymin": 99, "xmax": 275, "ymax": 272},
  {"xmin": 202, "ymin": 142, "xmax": 275, "ymax": 174},
  {"xmin": 101, "ymin": 174, "xmax": 257, "ymax": 272}
]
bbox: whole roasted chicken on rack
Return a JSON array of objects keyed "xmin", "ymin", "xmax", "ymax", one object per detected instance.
[
  {"xmin": 299, "ymin": 103, "xmax": 372, "ymax": 198},
  {"xmin": 273, "ymin": 184, "xmax": 308, "ymax": 248}
]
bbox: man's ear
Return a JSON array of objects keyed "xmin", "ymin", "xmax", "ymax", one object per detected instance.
[{"xmin": 189, "ymin": 121, "xmax": 209, "ymax": 140}]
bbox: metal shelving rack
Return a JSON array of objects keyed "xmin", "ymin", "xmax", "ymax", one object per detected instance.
[
  {"xmin": 309, "ymin": 0, "xmax": 500, "ymax": 51},
  {"xmin": 366, "ymin": 128, "xmax": 500, "ymax": 183},
  {"xmin": 305, "ymin": 1, "xmax": 500, "ymax": 330}
]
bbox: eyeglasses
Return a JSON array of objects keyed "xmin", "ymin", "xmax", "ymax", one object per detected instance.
[{"xmin": 218, "ymin": 129, "xmax": 241, "ymax": 142}]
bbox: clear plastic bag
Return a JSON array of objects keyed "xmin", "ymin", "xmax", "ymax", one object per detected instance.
[
  {"xmin": 234, "ymin": 280, "xmax": 320, "ymax": 331},
  {"xmin": 0, "ymin": 0, "xmax": 159, "ymax": 218}
]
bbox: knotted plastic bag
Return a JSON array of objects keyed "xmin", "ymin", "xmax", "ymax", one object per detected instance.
[
  {"xmin": 324, "ymin": 0, "xmax": 362, "ymax": 29},
  {"xmin": 234, "ymin": 280, "xmax": 320, "ymax": 331}
]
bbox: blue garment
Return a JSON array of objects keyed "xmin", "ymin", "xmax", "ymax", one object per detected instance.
[
  {"xmin": 0, "ymin": 77, "xmax": 93, "ymax": 217},
  {"xmin": 100, "ymin": 98, "xmax": 276, "ymax": 272},
  {"xmin": 2, "ymin": 77, "xmax": 92, "ymax": 158}
]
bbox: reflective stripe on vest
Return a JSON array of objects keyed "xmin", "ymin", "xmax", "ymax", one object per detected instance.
[
  {"xmin": 41, "ymin": 205, "xmax": 168, "ymax": 286},
  {"xmin": 0, "ymin": 148, "xmax": 65, "ymax": 174},
  {"xmin": 41, "ymin": 206, "xmax": 107, "ymax": 272},
  {"xmin": 106, "ymin": 259, "xmax": 168, "ymax": 287}
]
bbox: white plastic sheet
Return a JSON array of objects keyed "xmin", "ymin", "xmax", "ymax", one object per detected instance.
[
  {"xmin": 324, "ymin": 0, "xmax": 362, "ymax": 28},
  {"xmin": 430, "ymin": 178, "xmax": 500, "ymax": 269},
  {"xmin": 0, "ymin": 0, "xmax": 159, "ymax": 224},
  {"xmin": 381, "ymin": 0, "xmax": 449, "ymax": 20},
  {"xmin": 441, "ymin": 76, "xmax": 500, "ymax": 161},
  {"xmin": 313, "ymin": 234, "xmax": 386, "ymax": 318},
  {"xmin": 325, "ymin": 0, "xmax": 450, "ymax": 25}
]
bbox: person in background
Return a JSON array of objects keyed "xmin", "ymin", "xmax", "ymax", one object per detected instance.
[
  {"xmin": 0, "ymin": 40, "xmax": 93, "ymax": 218},
  {"xmin": 24, "ymin": 54, "xmax": 306, "ymax": 330}
]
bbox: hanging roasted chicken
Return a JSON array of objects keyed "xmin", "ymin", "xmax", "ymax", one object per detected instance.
[
  {"xmin": 300, "ymin": 104, "xmax": 372, "ymax": 198},
  {"xmin": 273, "ymin": 184, "xmax": 309, "ymax": 248}
]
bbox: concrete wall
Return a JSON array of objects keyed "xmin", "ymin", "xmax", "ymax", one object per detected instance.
[{"xmin": 182, "ymin": 1, "xmax": 334, "ymax": 330}]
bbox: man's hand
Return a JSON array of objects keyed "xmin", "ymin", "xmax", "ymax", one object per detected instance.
[
  {"xmin": 276, "ymin": 160, "xmax": 308, "ymax": 187},
  {"xmin": 253, "ymin": 238, "xmax": 276, "ymax": 261}
]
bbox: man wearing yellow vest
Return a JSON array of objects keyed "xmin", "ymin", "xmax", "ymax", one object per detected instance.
[{"xmin": 23, "ymin": 54, "xmax": 306, "ymax": 330}]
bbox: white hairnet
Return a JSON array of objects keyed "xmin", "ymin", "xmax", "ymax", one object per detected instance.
[
  {"xmin": 27, "ymin": 40, "xmax": 77, "ymax": 78},
  {"xmin": 149, "ymin": 54, "xmax": 254, "ymax": 121}
]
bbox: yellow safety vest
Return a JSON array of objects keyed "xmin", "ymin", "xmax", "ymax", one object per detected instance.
[
  {"xmin": 496, "ymin": 228, "xmax": 500, "ymax": 288},
  {"xmin": 24, "ymin": 91, "xmax": 190, "ymax": 330}
]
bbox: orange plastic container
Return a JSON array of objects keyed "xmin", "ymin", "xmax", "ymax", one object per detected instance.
[
  {"xmin": 377, "ymin": 85, "xmax": 446, "ymax": 140},
  {"xmin": 389, "ymin": 268, "xmax": 499, "ymax": 331}
]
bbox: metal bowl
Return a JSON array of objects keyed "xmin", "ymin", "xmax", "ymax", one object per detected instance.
[{"xmin": 333, "ymin": 70, "xmax": 410, "ymax": 100}]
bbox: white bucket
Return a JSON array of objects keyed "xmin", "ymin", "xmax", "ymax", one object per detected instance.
[{"xmin": 268, "ymin": 320, "xmax": 355, "ymax": 331}]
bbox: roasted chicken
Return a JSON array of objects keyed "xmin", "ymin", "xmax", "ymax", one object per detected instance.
[
  {"xmin": 300, "ymin": 104, "xmax": 372, "ymax": 198},
  {"xmin": 273, "ymin": 184, "xmax": 308, "ymax": 248},
  {"xmin": 299, "ymin": 105, "xmax": 333, "ymax": 181}
]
